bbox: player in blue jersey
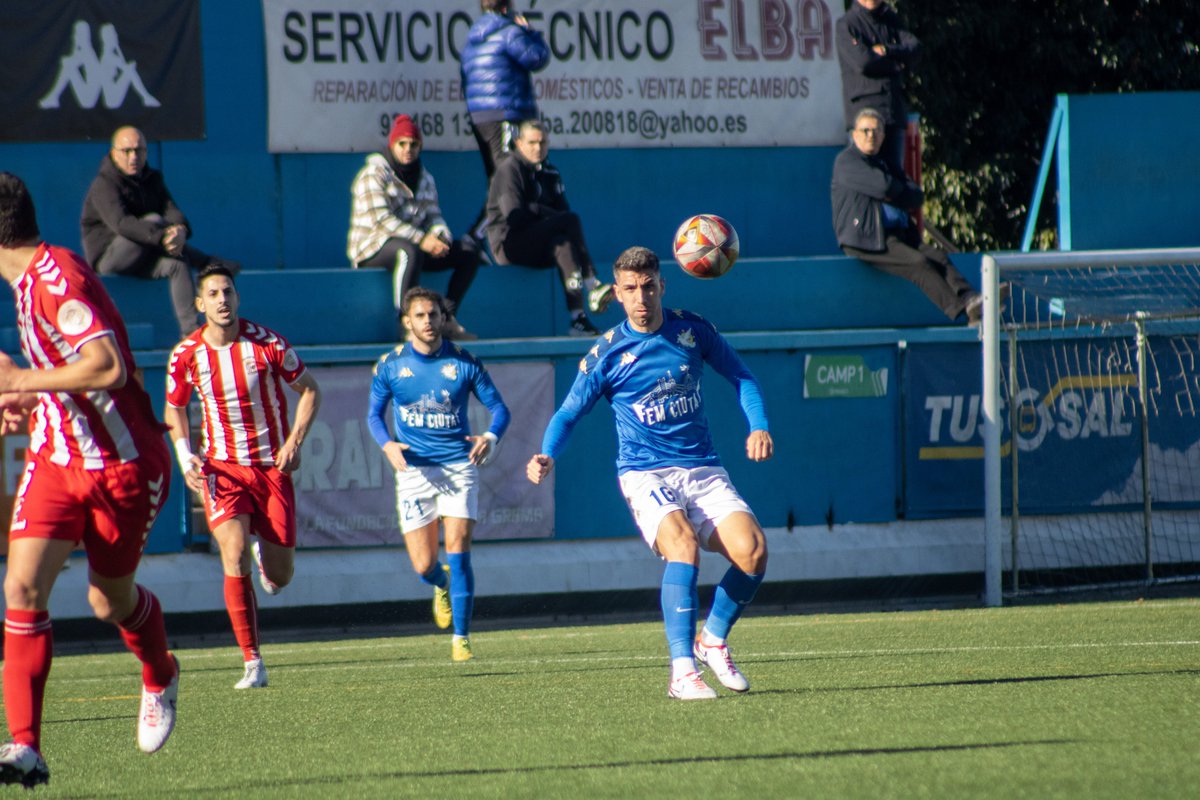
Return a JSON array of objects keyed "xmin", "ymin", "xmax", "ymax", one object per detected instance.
[
  {"xmin": 527, "ymin": 246, "xmax": 772, "ymax": 700},
  {"xmin": 368, "ymin": 287, "xmax": 511, "ymax": 661}
]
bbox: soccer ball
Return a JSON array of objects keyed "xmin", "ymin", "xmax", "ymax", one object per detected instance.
[{"xmin": 672, "ymin": 214, "xmax": 739, "ymax": 279}]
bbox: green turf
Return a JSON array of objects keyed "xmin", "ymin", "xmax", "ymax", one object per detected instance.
[{"xmin": 16, "ymin": 598, "xmax": 1200, "ymax": 798}]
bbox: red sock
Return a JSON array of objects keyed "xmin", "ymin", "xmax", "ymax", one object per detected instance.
[
  {"xmin": 3, "ymin": 610, "xmax": 53, "ymax": 751},
  {"xmin": 117, "ymin": 585, "xmax": 175, "ymax": 690},
  {"xmin": 223, "ymin": 575, "xmax": 260, "ymax": 662}
]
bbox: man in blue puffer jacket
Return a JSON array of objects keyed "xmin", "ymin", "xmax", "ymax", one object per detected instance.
[{"xmin": 460, "ymin": 0, "xmax": 550, "ymax": 241}]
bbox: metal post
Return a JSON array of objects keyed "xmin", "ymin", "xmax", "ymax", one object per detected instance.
[
  {"xmin": 1008, "ymin": 330, "xmax": 1020, "ymax": 594},
  {"xmin": 1136, "ymin": 318, "xmax": 1154, "ymax": 582},
  {"xmin": 982, "ymin": 255, "xmax": 1003, "ymax": 606}
]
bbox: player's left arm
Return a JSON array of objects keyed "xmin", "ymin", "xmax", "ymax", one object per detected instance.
[
  {"xmin": 0, "ymin": 334, "xmax": 125, "ymax": 394},
  {"xmin": 276, "ymin": 371, "xmax": 321, "ymax": 473},
  {"xmin": 466, "ymin": 363, "xmax": 511, "ymax": 466},
  {"xmin": 702, "ymin": 324, "xmax": 772, "ymax": 462}
]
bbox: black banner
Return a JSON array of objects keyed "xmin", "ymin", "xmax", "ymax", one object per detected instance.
[{"xmin": 0, "ymin": 0, "xmax": 204, "ymax": 142}]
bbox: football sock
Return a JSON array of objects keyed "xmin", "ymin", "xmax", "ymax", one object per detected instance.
[
  {"xmin": 223, "ymin": 574, "xmax": 261, "ymax": 662},
  {"xmin": 117, "ymin": 585, "xmax": 176, "ymax": 691},
  {"xmin": 3, "ymin": 609, "xmax": 52, "ymax": 750},
  {"xmin": 418, "ymin": 562, "xmax": 449, "ymax": 589},
  {"xmin": 661, "ymin": 561, "xmax": 699, "ymax": 666},
  {"xmin": 447, "ymin": 551, "xmax": 474, "ymax": 638},
  {"xmin": 703, "ymin": 567, "xmax": 765, "ymax": 643}
]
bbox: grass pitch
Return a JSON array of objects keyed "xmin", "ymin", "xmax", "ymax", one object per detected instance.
[{"xmin": 21, "ymin": 598, "xmax": 1200, "ymax": 798}]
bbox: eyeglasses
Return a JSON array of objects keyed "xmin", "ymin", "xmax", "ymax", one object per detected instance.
[
  {"xmin": 113, "ymin": 147, "xmax": 146, "ymax": 156},
  {"xmin": 854, "ymin": 128, "xmax": 882, "ymax": 137}
]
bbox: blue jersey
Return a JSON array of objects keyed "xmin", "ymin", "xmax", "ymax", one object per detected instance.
[
  {"xmin": 367, "ymin": 340, "xmax": 510, "ymax": 466},
  {"xmin": 541, "ymin": 309, "xmax": 768, "ymax": 474}
]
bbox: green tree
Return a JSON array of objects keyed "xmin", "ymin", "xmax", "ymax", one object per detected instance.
[{"xmin": 900, "ymin": 0, "xmax": 1200, "ymax": 250}]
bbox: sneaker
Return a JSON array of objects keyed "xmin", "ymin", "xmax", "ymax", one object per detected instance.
[
  {"xmin": 433, "ymin": 564, "xmax": 452, "ymax": 630},
  {"xmin": 451, "ymin": 636, "xmax": 474, "ymax": 662},
  {"xmin": 0, "ymin": 743, "xmax": 49, "ymax": 788},
  {"xmin": 568, "ymin": 316, "xmax": 601, "ymax": 337},
  {"xmin": 234, "ymin": 658, "xmax": 268, "ymax": 690},
  {"xmin": 443, "ymin": 315, "xmax": 479, "ymax": 342},
  {"xmin": 966, "ymin": 282, "xmax": 1012, "ymax": 328},
  {"xmin": 252, "ymin": 541, "xmax": 281, "ymax": 595},
  {"xmin": 694, "ymin": 639, "xmax": 750, "ymax": 693},
  {"xmin": 587, "ymin": 283, "xmax": 615, "ymax": 314},
  {"xmin": 667, "ymin": 670, "xmax": 718, "ymax": 701},
  {"xmin": 138, "ymin": 655, "xmax": 180, "ymax": 754}
]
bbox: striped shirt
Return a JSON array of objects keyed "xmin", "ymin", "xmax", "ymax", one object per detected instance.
[
  {"xmin": 12, "ymin": 242, "xmax": 165, "ymax": 469},
  {"xmin": 346, "ymin": 152, "xmax": 451, "ymax": 265},
  {"xmin": 166, "ymin": 319, "xmax": 307, "ymax": 466}
]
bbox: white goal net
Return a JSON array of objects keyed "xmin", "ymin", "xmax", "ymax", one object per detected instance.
[{"xmin": 981, "ymin": 249, "xmax": 1200, "ymax": 605}]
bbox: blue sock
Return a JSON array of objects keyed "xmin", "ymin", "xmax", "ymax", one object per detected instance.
[
  {"xmin": 660, "ymin": 562, "xmax": 699, "ymax": 660},
  {"xmin": 704, "ymin": 566, "xmax": 765, "ymax": 641},
  {"xmin": 418, "ymin": 562, "xmax": 448, "ymax": 589},
  {"xmin": 447, "ymin": 552, "xmax": 474, "ymax": 638}
]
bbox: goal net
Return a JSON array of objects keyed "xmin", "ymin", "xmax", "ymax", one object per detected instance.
[{"xmin": 980, "ymin": 249, "xmax": 1200, "ymax": 604}]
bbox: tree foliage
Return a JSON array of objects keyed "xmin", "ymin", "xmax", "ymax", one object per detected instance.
[{"xmin": 899, "ymin": 0, "xmax": 1200, "ymax": 250}]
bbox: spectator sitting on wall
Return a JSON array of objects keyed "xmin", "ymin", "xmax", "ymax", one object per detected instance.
[
  {"xmin": 80, "ymin": 126, "xmax": 241, "ymax": 337},
  {"xmin": 836, "ymin": 0, "xmax": 921, "ymax": 176},
  {"xmin": 460, "ymin": 0, "xmax": 550, "ymax": 245},
  {"xmin": 832, "ymin": 109, "xmax": 995, "ymax": 326},
  {"xmin": 485, "ymin": 120, "xmax": 613, "ymax": 337},
  {"xmin": 348, "ymin": 114, "xmax": 482, "ymax": 342}
]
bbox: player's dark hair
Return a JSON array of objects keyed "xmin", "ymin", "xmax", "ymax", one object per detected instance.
[
  {"xmin": 517, "ymin": 119, "xmax": 547, "ymax": 140},
  {"xmin": 0, "ymin": 173, "xmax": 40, "ymax": 247},
  {"xmin": 195, "ymin": 262, "xmax": 236, "ymax": 295},
  {"xmin": 612, "ymin": 246, "xmax": 660, "ymax": 278},
  {"xmin": 401, "ymin": 286, "xmax": 448, "ymax": 316},
  {"xmin": 481, "ymin": 0, "xmax": 509, "ymax": 12}
]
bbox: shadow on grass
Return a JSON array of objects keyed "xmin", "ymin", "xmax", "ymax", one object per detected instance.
[{"xmin": 751, "ymin": 667, "xmax": 1200, "ymax": 696}]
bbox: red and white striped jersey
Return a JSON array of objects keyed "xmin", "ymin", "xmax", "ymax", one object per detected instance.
[
  {"xmin": 166, "ymin": 319, "xmax": 307, "ymax": 467},
  {"xmin": 12, "ymin": 243, "xmax": 166, "ymax": 469}
]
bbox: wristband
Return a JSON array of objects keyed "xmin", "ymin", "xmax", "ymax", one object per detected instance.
[{"xmin": 173, "ymin": 438, "xmax": 195, "ymax": 473}]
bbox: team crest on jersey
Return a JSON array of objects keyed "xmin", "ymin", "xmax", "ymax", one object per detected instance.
[
  {"xmin": 56, "ymin": 299, "xmax": 93, "ymax": 336},
  {"xmin": 676, "ymin": 329, "xmax": 696, "ymax": 348},
  {"xmin": 398, "ymin": 367, "xmax": 414, "ymax": 378},
  {"xmin": 282, "ymin": 348, "xmax": 299, "ymax": 372},
  {"xmin": 441, "ymin": 363, "xmax": 458, "ymax": 381}
]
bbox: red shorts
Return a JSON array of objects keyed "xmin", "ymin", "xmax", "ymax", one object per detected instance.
[
  {"xmin": 201, "ymin": 460, "xmax": 296, "ymax": 547},
  {"xmin": 8, "ymin": 445, "xmax": 171, "ymax": 579}
]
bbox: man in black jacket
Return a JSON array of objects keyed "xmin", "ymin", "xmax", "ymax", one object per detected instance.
[
  {"xmin": 836, "ymin": 0, "xmax": 920, "ymax": 175},
  {"xmin": 485, "ymin": 120, "xmax": 612, "ymax": 337},
  {"xmin": 832, "ymin": 109, "xmax": 982, "ymax": 324},
  {"xmin": 81, "ymin": 126, "xmax": 238, "ymax": 336}
]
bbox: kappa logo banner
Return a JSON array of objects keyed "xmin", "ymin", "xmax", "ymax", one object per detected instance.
[
  {"xmin": 0, "ymin": 0, "xmax": 204, "ymax": 141},
  {"xmin": 262, "ymin": 0, "xmax": 845, "ymax": 152}
]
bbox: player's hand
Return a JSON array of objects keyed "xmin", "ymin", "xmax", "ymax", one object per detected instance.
[
  {"xmin": 275, "ymin": 440, "xmax": 302, "ymax": 474},
  {"xmin": 384, "ymin": 440, "xmax": 411, "ymax": 472},
  {"xmin": 872, "ymin": 44, "xmax": 887, "ymax": 56},
  {"xmin": 513, "ymin": 13, "xmax": 529, "ymax": 27},
  {"xmin": 526, "ymin": 453, "xmax": 554, "ymax": 484},
  {"xmin": 466, "ymin": 435, "xmax": 496, "ymax": 466},
  {"xmin": 182, "ymin": 455, "xmax": 206, "ymax": 494},
  {"xmin": 746, "ymin": 430, "xmax": 773, "ymax": 462},
  {"xmin": 419, "ymin": 231, "xmax": 449, "ymax": 257}
]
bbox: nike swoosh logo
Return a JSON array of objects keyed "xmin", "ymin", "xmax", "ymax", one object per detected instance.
[{"xmin": 675, "ymin": 606, "xmax": 695, "ymax": 613}]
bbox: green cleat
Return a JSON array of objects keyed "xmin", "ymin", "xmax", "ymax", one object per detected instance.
[{"xmin": 433, "ymin": 564, "xmax": 452, "ymax": 630}]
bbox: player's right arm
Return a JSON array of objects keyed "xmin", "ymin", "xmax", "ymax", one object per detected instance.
[
  {"xmin": 0, "ymin": 334, "xmax": 125, "ymax": 394},
  {"xmin": 163, "ymin": 403, "xmax": 204, "ymax": 493},
  {"xmin": 367, "ymin": 352, "xmax": 412, "ymax": 472},
  {"xmin": 527, "ymin": 357, "xmax": 604, "ymax": 483}
]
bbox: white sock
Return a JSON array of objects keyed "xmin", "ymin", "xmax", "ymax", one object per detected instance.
[
  {"xmin": 700, "ymin": 627, "xmax": 725, "ymax": 647},
  {"xmin": 672, "ymin": 657, "xmax": 697, "ymax": 679}
]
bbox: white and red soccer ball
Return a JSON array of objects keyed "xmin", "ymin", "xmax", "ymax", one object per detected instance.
[{"xmin": 672, "ymin": 214, "xmax": 739, "ymax": 279}]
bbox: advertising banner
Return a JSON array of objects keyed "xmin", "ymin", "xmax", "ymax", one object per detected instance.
[
  {"xmin": 0, "ymin": 0, "xmax": 205, "ymax": 141},
  {"xmin": 262, "ymin": 0, "xmax": 845, "ymax": 152},
  {"xmin": 294, "ymin": 360, "xmax": 555, "ymax": 547}
]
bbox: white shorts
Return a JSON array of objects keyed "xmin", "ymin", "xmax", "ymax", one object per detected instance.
[
  {"xmin": 393, "ymin": 462, "xmax": 479, "ymax": 533},
  {"xmin": 618, "ymin": 465, "xmax": 754, "ymax": 552}
]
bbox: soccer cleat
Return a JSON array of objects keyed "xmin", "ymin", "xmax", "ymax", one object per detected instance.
[
  {"xmin": 587, "ymin": 283, "xmax": 615, "ymax": 314},
  {"xmin": 433, "ymin": 564, "xmax": 452, "ymax": 629},
  {"xmin": 138, "ymin": 655, "xmax": 180, "ymax": 754},
  {"xmin": 451, "ymin": 636, "xmax": 474, "ymax": 662},
  {"xmin": 252, "ymin": 541, "xmax": 281, "ymax": 595},
  {"xmin": 234, "ymin": 658, "xmax": 268, "ymax": 689},
  {"xmin": 667, "ymin": 670, "xmax": 718, "ymax": 701},
  {"xmin": 568, "ymin": 316, "xmax": 601, "ymax": 337},
  {"xmin": 694, "ymin": 639, "xmax": 750, "ymax": 693},
  {"xmin": 0, "ymin": 742, "xmax": 49, "ymax": 788}
]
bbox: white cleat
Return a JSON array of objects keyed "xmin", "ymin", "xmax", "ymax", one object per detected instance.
[
  {"xmin": 667, "ymin": 670, "xmax": 718, "ymax": 701},
  {"xmin": 0, "ymin": 742, "xmax": 49, "ymax": 788},
  {"xmin": 694, "ymin": 639, "xmax": 750, "ymax": 693},
  {"xmin": 234, "ymin": 658, "xmax": 268, "ymax": 689},
  {"xmin": 138, "ymin": 655, "xmax": 180, "ymax": 753},
  {"xmin": 252, "ymin": 541, "xmax": 281, "ymax": 595}
]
